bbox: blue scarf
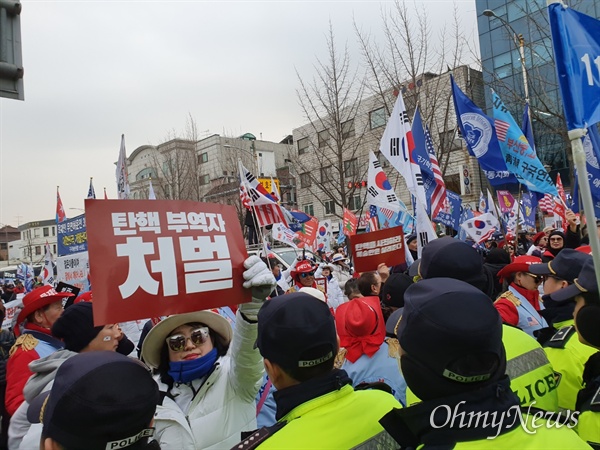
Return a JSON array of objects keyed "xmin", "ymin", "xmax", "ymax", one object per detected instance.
[{"xmin": 168, "ymin": 348, "xmax": 218, "ymax": 383}]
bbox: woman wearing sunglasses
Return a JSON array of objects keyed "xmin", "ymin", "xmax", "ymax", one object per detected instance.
[
  {"xmin": 141, "ymin": 256, "xmax": 275, "ymax": 450},
  {"xmin": 494, "ymin": 255, "xmax": 549, "ymax": 338}
]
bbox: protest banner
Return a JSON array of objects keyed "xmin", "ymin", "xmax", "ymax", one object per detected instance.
[
  {"xmin": 57, "ymin": 252, "xmax": 90, "ymax": 293},
  {"xmin": 2, "ymin": 297, "xmax": 23, "ymax": 330},
  {"xmin": 349, "ymin": 226, "xmax": 405, "ymax": 273},
  {"xmin": 85, "ymin": 199, "xmax": 249, "ymax": 325},
  {"xmin": 57, "ymin": 214, "xmax": 88, "ymax": 256}
]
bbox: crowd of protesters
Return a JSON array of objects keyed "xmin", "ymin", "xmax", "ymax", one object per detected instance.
[{"xmin": 0, "ymin": 214, "xmax": 598, "ymax": 449}]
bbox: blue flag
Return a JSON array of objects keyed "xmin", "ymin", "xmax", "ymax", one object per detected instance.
[
  {"xmin": 492, "ymin": 91, "xmax": 558, "ymax": 196},
  {"xmin": 450, "ymin": 76, "xmax": 517, "ymax": 186},
  {"xmin": 457, "ymin": 206, "xmax": 474, "ymax": 241},
  {"xmin": 433, "ymin": 190, "xmax": 462, "ymax": 231},
  {"xmin": 549, "ymin": 3, "xmax": 600, "ymax": 129},
  {"xmin": 521, "ymin": 191, "xmax": 537, "ymax": 230},
  {"xmin": 520, "ymin": 104, "xmax": 544, "ymax": 209},
  {"xmin": 412, "ymin": 108, "xmax": 436, "ymax": 216},
  {"xmin": 521, "ymin": 103, "xmax": 535, "ymax": 152},
  {"xmin": 572, "ymin": 125, "xmax": 600, "ymax": 217}
]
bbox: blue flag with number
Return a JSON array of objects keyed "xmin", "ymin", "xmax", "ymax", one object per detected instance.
[
  {"xmin": 572, "ymin": 125, "xmax": 600, "ymax": 217},
  {"xmin": 492, "ymin": 91, "xmax": 558, "ymax": 196},
  {"xmin": 450, "ymin": 76, "xmax": 517, "ymax": 186},
  {"xmin": 549, "ymin": 2, "xmax": 600, "ymax": 129},
  {"xmin": 412, "ymin": 107, "xmax": 436, "ymax": 216}
]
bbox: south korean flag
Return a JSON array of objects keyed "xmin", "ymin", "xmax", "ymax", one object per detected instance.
[{"xmin": 367, "ymin": 151, "xmax": 401, "ymax": 212}]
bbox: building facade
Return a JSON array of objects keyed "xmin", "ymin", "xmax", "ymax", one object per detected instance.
[
  {"xmin": 291, "ymin": 65, "xmax": 486, "ymax": 227},
  {"xmin": 15, "ymin": 219, "xmax": 58, "ymax": 264},
  {"xmin": 125, "ymin": 133, "xmax": 293, "ymax": 226},
  {"xmin": 0, "ymin": 225, "xmax": 20, "ymax": 262},
  {"xmin": 475, "ymin": 0, "xmax": 600, "ymax": 186}
]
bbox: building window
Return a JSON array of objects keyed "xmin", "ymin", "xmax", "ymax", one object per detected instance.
[
  {"xmin": 198, "ymin": 152, "xmax": 208, "ymax": 164},
  {"xmin": 344, "ymin": 159, "xmax": 358, "ymax": 178},
  {"xmin": 318, "ymin": 130, "xmax": 329, "ymax": 148},
  {"xmin": 35, "ymin": 246, "xmax": 42, "ymax": 256},
  {"xmin": 52, "ymin": 226, "xmax": 56, "ymax": 236},
  {"xmin": 136, "ymin": 167, "xmax": 157, "ymax": 181},
  {"xmin": 320, "ymin": 166, "xmax": 333, "ymax": 183},
  {"xmin": 21, "ymin": 232, "xmax": 25, "ymax": 240},
  {"xmin": 300, "ymin": 172, "xmax": 311, "ymax": 188},
  {"xmin": 199, "ymin": 174, "xmax": 210, "ymax": 185},
  {"xmin": 370, "ymin": 107, "xmax": 386, "ymax": 129},
  {"xmin": 297, "ymin": 137, "xmax": 309, "ymax": 156},
  {"xmin": 53, "ymin": 244, "xmax": 57, "ymax": 254},
  {"xmin": 303, "ymin": 203, "xmax": 314, "ymax": 216},
  {"xmin": 348, "ymin": 195, "xmax": 362, "ymax": 211},
  {"xmin": 324, "ymin": 200, "xmax": 336, "ymax": 215},
  {"xmin": 34, "ymin": 229, "xmax": 40, "ymax": 238},
  {"xmin": 342, "ymin": 119, "xmax": 355, "ymax": 139},
  {"xmin": 43, "ymin": 227, "xmax": 49, "ymax": 237}
]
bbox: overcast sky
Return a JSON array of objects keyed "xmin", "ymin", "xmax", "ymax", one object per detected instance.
[{"xmin": 0, "ymin": 0, "xmax": 478, "ymax": 227}]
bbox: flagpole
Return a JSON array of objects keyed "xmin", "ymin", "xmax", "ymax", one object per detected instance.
[
  {"xmin": 569, "ymin": 128, "xmax": 600, "ymax": 287},
  {"xmin": 513, "ymin": 185, "xmax": 522, "ymax": 252}
]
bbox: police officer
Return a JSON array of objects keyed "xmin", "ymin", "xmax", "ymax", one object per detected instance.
[
  {"xmin": 411, "ymin": 239, "xmax": 559, "ymax": 413},
  {"xmin": 529, "ymin": 249, "xmax": 596, "ymax": 412},
  {"xmin": 233, "ymin": 292, "xmax": 400, "ymax": 449},
  {"xmin": 375, "ymin": 279, "xmax": 589, "ymax": 449},
  {"xmin": 547, "ymin": 259, "xmax": 600, "ymax": 447}
]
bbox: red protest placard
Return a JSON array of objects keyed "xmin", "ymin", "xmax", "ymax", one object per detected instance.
[
  {"xmin": 349, "ymin": 226, "xmax": 405, "ymax": 273},
  {"xmin": 295, "ymin": 216, "xmax": 319, "ymax": 248},
  {"xmin": 85, "ymin": 199, "xmax": 250, "ymax": 325}
]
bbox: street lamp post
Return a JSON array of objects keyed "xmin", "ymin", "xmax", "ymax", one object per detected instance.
[{"xmin": 482, "ymin": 9, "xmax": 530, "ymax": 120}]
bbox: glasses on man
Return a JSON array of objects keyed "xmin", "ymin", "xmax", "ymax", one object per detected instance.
[
  {"xmin": 524, "ymin": 273, "xmax": 543, "ymax": 284},
  {"xmin": 300, "ymin": 272, "xmax": 315, "ymax": 278},
  {"xmin": 166, "ymin": 327, "xmax": 210, "ymax": 352}
]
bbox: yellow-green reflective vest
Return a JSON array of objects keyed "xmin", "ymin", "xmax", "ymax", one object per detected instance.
[
  {"xmin": 503, "ymin": 325, "xmax": 559, "ymax": 412},
  {"xmin": 438, "ymin": 414, "xmax": 590, "ymax": 449},
  {"xmin": 255, "ymin": 384, "xmax": 401, "ymax": 449},
  {"xmin": 543, "ymin": 320, "xmax": 597, "ymax": 412},
  {"xmin": 406, "ymin": 325, "xmax": 559, "ymax": 412}
]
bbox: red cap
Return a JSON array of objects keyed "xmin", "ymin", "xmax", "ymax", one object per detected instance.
[
  {"xmin": 496, "ymin": 255, "xmax": 542, "ymax": 282},
  {"xmin": 16, "ymin": 286, "xmax": 73, "ymax": 336}
]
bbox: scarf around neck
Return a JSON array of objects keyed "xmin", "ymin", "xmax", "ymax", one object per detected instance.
[{"xmin": 168, "ymin": 348, "xmax": 218, "ymax": 383}]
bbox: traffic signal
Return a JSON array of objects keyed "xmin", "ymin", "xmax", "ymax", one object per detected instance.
[
  {"xmin": 0, "ymin": 0, "xmax": 24, "ymax": 100},
  {"xmin": 347, "ymin": 181, "xmax": 367, "ymax": 189}
]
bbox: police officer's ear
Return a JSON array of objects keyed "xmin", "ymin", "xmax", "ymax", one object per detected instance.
[{"xmin": 263, "ymin": 359, "xmax": 284, "ymax": 387}]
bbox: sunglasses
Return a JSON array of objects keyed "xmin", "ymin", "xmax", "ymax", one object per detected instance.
[
  {"xmin": 166, "ymin": 327, "xmax": 210, "ymax": 352},
  {"xmin": 300, "ymin": 272, "xmax": 315, "ymax": 278},
  {"xmin": 525, "ymin": 273, "xmax": 543, "ymax": 283}
]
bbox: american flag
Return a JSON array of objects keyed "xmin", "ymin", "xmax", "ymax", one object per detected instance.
[
  {"xmin": 495, "ymin": 119, "xmax": 510, "ymax": 141},
  {"xmin": 538, "ymin": 193, "xmax": 555, "ymax": 213},
  {"xmin": 425, "ymin": 124, "xmax": 447, "ymax": 219},
  {"xmin": 379, "ymin": 207, "xmax": 395, "ymax": 220},
  {"xmin": 367, "ymin": 205, "xmax": 379, "ymax": 232},
  {"xmin": 239, "ymin": 162, "xmax": 287, "ymax": 227},
  {"xmin": 253, "ymin": 204, "xmax": 287, "ymax": 228},
  {"xmin": 555, "ymin": 173, "xmax": 567, "ymax": 229}
]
